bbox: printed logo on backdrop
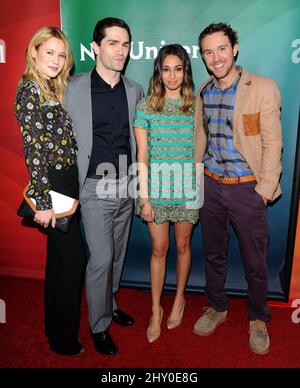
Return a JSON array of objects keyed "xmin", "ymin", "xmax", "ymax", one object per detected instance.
[
  {"xmin": 0, "ymin": 299, "xmax": 6, "ymax": 323},
  {"xmin": 291, "ymin": 39, "xmax": 300, "ymax": 64},
  {"xmin": 291, "ymin": 299, "xmax": 300, "ymax": 324},
  {"xmin": 80, "ymin": 41, "xmax": 200, "ymax": 61},
  {"xmin": 80, "ymin": 38, "xmax": 300, "ymax": 63},
  {"xmin": 0, "ymin": 39, "xmax": 6, "ymax": 63}
]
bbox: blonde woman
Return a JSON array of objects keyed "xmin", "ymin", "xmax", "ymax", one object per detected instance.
[{"xmin": 14, "ymin": 27, "xmax": 85, "ymax": 356}]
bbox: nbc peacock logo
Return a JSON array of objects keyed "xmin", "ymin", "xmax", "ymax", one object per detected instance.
[{"xmin": 0, "ymin": 39, "xmax": 6, "ymax": 63}]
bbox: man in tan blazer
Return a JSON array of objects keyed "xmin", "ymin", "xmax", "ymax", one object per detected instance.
[{"xmin": 193, "ymin": 23, "xmax": 282, "ymax": 356}]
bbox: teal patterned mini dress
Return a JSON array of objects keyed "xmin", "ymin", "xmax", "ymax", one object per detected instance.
[{"xmin": 134, "ymin": 96, "xmax": 199, "ymax": 225}]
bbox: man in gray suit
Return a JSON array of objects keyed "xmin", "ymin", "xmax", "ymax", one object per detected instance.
[{"xmin": 64, "ymin": 17, "xmax": 143, "ymax": 355}]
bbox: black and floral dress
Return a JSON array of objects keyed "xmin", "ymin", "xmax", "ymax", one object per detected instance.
[{"xmin": 14, "ymin": 79, "xmax": 78, "ymax": 210}]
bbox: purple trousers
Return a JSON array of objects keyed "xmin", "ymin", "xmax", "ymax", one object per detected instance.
[{"xmin": 200, "ymin": 175, "xmax": 271, "ymax": 321}]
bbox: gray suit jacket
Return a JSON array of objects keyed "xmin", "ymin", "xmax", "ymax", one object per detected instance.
[{"xmin": 64, "ymin": 71, "xmax": 144, "ymax": 192}]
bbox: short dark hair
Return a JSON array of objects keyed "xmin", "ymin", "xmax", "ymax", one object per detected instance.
[
  {"xmin": 93, "ymin": 17, "xmax": 131, "ymax": 44},
  {"xmin": 198, "ymin": 23, "xmax": 238, "ymax": 54}
]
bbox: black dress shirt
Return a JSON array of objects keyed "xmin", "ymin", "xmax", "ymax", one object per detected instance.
[{"xmin": 88, "ymin": 68, "xmax": 131, "ymax": 177}]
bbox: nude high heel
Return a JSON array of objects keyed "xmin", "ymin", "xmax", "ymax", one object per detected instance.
[
  {"xmin": 146, "ymin": 307, "xmax": 164, "ymax": 343},
  {"xmin": 167, "ymin": 299, "xmax": 186, "ymax": 330}
]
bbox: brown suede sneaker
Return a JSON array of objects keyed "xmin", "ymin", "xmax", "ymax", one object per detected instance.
[
  {"xmin": 193, "ymin": 307, "xmax": 227, "ymax": 336},
  {"xmin": 249, "ymin": 320, "xmax": 270, "ymax": 355}
]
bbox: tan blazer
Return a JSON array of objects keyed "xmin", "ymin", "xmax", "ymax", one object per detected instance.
[{"xmin": 194, "ymin": 69, "xmax": 282, "ymax": 201}]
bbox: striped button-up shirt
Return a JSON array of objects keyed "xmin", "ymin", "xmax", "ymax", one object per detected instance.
[{"xmin": 202, "ymin": 68, "xmax": 253, "ymax": 177}]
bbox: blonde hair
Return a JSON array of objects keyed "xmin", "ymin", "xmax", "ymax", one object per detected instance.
[{"xmin": 22, "ymin": 26, "xmax": 73, "ymax": 103}]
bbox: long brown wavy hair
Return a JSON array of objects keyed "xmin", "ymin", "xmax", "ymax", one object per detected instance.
[
  {"xmin": 21, "ymin": 27, "xmax": 73, "ymax": 103},
  {"xmin": 148, "ymin": 44, "xmax": 194, "ymax": 112}
]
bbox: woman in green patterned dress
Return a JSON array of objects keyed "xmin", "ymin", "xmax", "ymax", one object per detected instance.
[{"xmin": 134, "ymin": 44, "xmax": 199, "ymax": 343}]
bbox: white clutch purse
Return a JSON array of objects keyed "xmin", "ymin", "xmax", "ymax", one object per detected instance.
[
  {"xmin": 17, "ymin": 185, "xmax": 79, "ymax": 232},
  {"xmin": 28, "ymin": 189, "xmax": 78, "ymax": 216}
]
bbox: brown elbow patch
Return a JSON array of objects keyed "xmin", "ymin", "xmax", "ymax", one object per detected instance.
[{"xmin": 242, "ymin": 112, "xmax": 260, "ymax": 136}]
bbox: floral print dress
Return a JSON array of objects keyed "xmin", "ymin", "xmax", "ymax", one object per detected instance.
[{"xmin": 14, "ymin": 79, "xmax": 77, "ymax": 210}]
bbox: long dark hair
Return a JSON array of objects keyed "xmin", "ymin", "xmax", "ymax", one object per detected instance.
[{"xmin": 148, "ymin": 44, "xmax": 194, "ymax": 113}]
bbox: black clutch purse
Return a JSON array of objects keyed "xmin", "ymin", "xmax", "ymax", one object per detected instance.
[{"xmin": 17, "ymin": 186, "xmax": 79, "ymax": 233}]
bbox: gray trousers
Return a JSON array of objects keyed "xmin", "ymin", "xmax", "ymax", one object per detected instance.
[{"xmin": 80, "ymin": 176, "xmax": 134, "ymax": 333}]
